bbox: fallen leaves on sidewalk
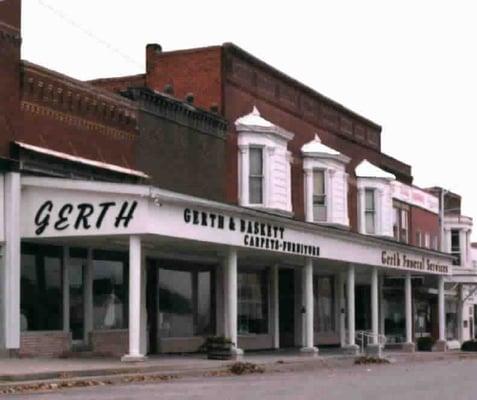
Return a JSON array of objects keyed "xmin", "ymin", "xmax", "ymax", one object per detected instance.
[{"xmin": 0, "ymin": 374, "xmax": 178, "ymax": 395}]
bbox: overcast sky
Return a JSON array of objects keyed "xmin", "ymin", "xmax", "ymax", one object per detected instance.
[{"xmin": 22, "ymin": 0, "xmax": 477, "ymax": 237}]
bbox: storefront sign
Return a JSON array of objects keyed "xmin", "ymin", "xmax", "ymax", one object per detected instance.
[
  {"xmin": 183, "ymin": 208, "xmax": 320, "ymax": 257},
  {"xmin": 391, "ymin": 181, "xmax": 439, "ymax": 213},
  {"xmin": 381, "ymin": 251, "xmax": 449, "ymax": 274},
  {"xmin": 33, "ymin": 200, "xmax": 138, "ymax": 235}
]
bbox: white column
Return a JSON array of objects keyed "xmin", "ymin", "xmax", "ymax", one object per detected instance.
[
  {"xmin": 379, "ymin": 275, "xmax": 385, "ymax": 336},
  {"xmin": 438, "ymin": 276, "xmax": 446, "ymax": 341},
  {"xmin": 83, "ymin": 248, "xmax": 94, "ymax": 344},
  {"xmin": 358, "ymin": 188, "xmax": 366, "ymax": 234},
  {"xmin": 338, "ymin": 273, "xmax": 346, "ymax": 347},
  {"xmin": 140, "ymin": 253, "xmax": 148, "ymax": 356},
  {"xmin": 301, "ymin": 258, "xmax": 317, "ymax": 353},
  {"xmin": 122, "ymin": 235, "xmax": 145, "ymax": 361},
  {"xmin": 347, "ymin": 264, "xmax": 356, "ymax": 347},
  {"xmin": 405, "ymin": 273, "xmax": 413, "ymax": 344},
  {"xmin": 326, "ymin": 170, "xmax": 334, "ymax": 223},
  {"xmin": 459, "ymin": 230, "xmax": 467, "ymax": 266},
  {"xmin": 62, "ymin": 246, "xmax": 70, "ymax": 334},
  {"xmin": 238, "ymin": 145, "xmax": 249, "ymax": 205},
  {"xmin": 304, "ymin": 168, "xmax": 314, "ymax": 222},
  {"xmin": 2, "ymin": 172, "xmax": 21, "ymax": 350},
  {"xmin": 225, "ymin": 248, "xmax": 242, "ymax": 354},
  {"xmin": 371, "ymin": 267, "xmax": 379, "ymax": 345},
  {"xmin": 271, "ymin": 265, "xmax": 280, "ymax": 349}
]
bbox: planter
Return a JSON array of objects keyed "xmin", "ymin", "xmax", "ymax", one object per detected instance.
[{"xmin": 202, "ymin": 336, "xmax": 235, "ymax": 360}]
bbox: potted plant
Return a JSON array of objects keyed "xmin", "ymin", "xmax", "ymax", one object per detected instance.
[
  {"xmin": 201, "ymin": 336, "xmax": 234, "ymax": 360},
  {"xmin": 416, "ymin": 336, "xmax": 435, "ymax": 351}
]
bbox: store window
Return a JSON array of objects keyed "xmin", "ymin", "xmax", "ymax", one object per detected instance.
[
  {"xmin": 158, "ymin": 264, "xmax": 214, "ymax": 337},
  {"xmin": 382, "ymin": 279, "xmax": 405, "ymax": 343},
  {"xmin": 451, "ymin": 229, "xmax": 461, "ymax": 266},
  {"xmin": 238, "ymin": 270, "xmax": 269, "ymax": 334},
  {"xmin": 364, "ymin": 189, "xmax": 376, "ymax": 234},
  {"xmin": 313, "ymin": 170, "xmax": 327, "ymax": 221},
  {"xmin": 93, "ymin": 250, "xmax": 128, "ymax": 330},
  {"xmin": 446, "ymin": 300, "xmax": 458, "ymax": 340},
  {"xmin": 20, "ymin": 243, "xmax": 63, "ymax": 331},
  {"xmin": 249, "ymin": 147, "xmax": 264, "ymax": 204},
  {"xmin": 313, "ymin": 276, "xmax": 335, "ymax": 332}
]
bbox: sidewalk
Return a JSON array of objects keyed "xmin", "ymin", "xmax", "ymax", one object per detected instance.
[{"xmin": 0, "ymin": 349, "xmax": 476, "ymax": 395}]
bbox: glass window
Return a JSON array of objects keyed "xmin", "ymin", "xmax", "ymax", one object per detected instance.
[
  {"xmin": 451, "ymin": 229, "xmax": 461, "ymax": 266},
  {"xmin": 424, "ymin": 233, "xmax": 431, "ymax": 249},
  {"xmin": 393, "ymin": 201, "xmax": 409, "ymax": 243},
  {"xmin": 238, "ymin": 270, "xmax": 269, "ymax": 334},
  {"xmin": 432, "ymin": 235, "xmax": 439, "ymax": 251},
  {"xmin": 313, "ymin": 170, "xmax": 327, "ymax": 221},
  {"xmin": 20, "ymin": 244, "xmax": 63, "ymax": 331},
  {"xmin": 416, "ymin": 231, "xmax": 422, "ymax": 247},
  {"xmin": 364, "ymin": 189, "xmax": 375, "ymax": 234},
  {"xmin": 158, "ymin": 264, "xmax": 214, "ymax": 337},
  {"xmin": 93, "ymin": 251, "xmax": 128, "ymax": 330},
  {"xmin": 249, "ymin": 147, "xmax": 263, "ymax": 204},
  {"xmin": 313, "ymin": 276, "xmax": 335, "ymax": 332}
]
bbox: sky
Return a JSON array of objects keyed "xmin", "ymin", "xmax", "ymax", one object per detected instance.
[{"xmin": 21, "ymin": 0, "xmax": 477, "ymax": 237}]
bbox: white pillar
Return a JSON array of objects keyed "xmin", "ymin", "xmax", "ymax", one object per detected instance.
[
  {"xmin": 379, "ymin": 275, "xmax": 385, "ymax": 336},
  {"xmin": 304, "ymin": 168, "xmax": 314, "ymax": 222},
  {"xmin": 140, "ymin": 253, "xmax": 148, "ymax": 356},
  {"xmin": 225, "ymin": 248, "xmax": 242, "ymax": 355},
  {"xmin": 358, "ymin": 188, "xmax": 366, "ymax": 234},
  {"xmin": 122, "ymin": 235, "xmax": 145, "ymax": 361},
  {"xmin": 459, "ymin": 230, "xmax": 467, "ymax": 266},
  {"xmin": 371, "ymin": 267, "xmax": 379, "ymax": 344},
  {"xmin": 338, "ymin": 273, "xmax": 346, "ymax": 347},
  {"xmin": 271, "ymin": 265, "xmax": 280, "ymax": 349},
  {"xmin": 438, "ymin": 276, "xmax": 446, "ymax": 341},
  {"xmin": 83, "ymin": 248, "xmax": 94, "ymax": 344},
  {"xmin": 347, "ymin": 264, "xmax": 356, "ymax": 348},
  {"xmin": 301, "ymin": 258, "xmax": 317, "ymax": 354},
  {"xmin": 238, "ymin": 145, "xmax": 249, "ymax": 205},
  {"xmin": 2, "ymin": 172, "xmax": 21, "ymax": 350},
  {"xmin": 62, "ymin": 246, "xmax": 70, "ymax": 334},
  {"xmin": 405, "ymin": 273, "xmax": 413, "ymax": 344}
]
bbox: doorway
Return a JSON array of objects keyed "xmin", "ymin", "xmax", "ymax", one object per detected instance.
[
  {"xmin": 355, "ymin": 285, "xmax": 371, "ymax": 331},
  {"xmin": 279, "ymin": 269, "xmax": 295, "ymax": 347},
  {"xmin": 68, "ymin": 249, "xmax": 87, "ymax": 348}
]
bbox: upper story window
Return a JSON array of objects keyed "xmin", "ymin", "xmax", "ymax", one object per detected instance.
[
  {"xmin": 364, "ymin": 189, "xmax": 376, "ymax": 234},
  {"xmin": 392, "ymin": 201, "xmax": 409, "ymax": 243},
  {"xmin": 249, "ymin": 147, "xmax": 264, "ymax": 204},
  {"xmin": 302, "ymin": 135, "xmax": 350, "ymax": 227},
  {"xmin": 451, "ymin": 229, "xmax": 461, "ymax": 266},
  {"xmin": 235, "ymin": 107, "xmax": 294, "ymax": 214},
  {"xmin": 313, "ymin": 170, "xmax": 326, "ymax": 221},
  {"xmin": 355, "ymin": 160, "xmax": 396, "ymax": 237}
]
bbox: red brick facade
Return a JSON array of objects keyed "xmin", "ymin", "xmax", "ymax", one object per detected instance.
[
  {"xmin": 20, "ymin": 332, "xmax": 71, "ymax": 358},
  {"xmin": 90, "ymin": 330, "xmax": 129, "ymax": 357}
]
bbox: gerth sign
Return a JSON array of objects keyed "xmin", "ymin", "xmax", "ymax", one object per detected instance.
[{"xmin": 381, "ymin": 251, "xmax": 449, "ymax": 274}]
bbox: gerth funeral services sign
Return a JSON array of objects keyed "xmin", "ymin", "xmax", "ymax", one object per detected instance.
[{"xmin": 381, "ymin": 250, "xmax": 449, "ymax": 274}]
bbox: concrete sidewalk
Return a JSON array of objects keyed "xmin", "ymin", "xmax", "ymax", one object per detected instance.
[{"xmin": 0, "ymin": 349, "xmax": 476, "ymax": 395}]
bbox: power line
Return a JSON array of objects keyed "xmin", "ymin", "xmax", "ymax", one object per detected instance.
[{"xmin": 37, "ymin": 0, "xmax": 143, "ymax": 69}]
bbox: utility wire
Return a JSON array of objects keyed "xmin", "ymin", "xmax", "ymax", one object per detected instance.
[{"xmin": 37, "ymin": 0, "xmax": 143, "ymax": 69}]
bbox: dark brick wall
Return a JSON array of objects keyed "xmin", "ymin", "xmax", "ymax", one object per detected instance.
[
  {"xmin": 0, "ymin": 0, "xmax": 22, "ymax": 158},
  {"xmin": 20, "ymin": 332, "xmax": 71, "ymax": 358},
  {"xmin": 136, "ymin": 109, "xmax": 227, "ymax": 202}
]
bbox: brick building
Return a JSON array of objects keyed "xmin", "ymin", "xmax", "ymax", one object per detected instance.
[{"xmin": 1, "ymin": 0, "xmax": 474, "ymax": 360}]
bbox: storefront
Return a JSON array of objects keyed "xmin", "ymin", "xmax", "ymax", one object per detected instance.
[{"xmin": 0, "ymin": 174, "xmax": 454, "ymax": 358}]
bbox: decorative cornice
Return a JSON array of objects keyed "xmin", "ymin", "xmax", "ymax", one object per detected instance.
[
  {"xmin": 0, "ymin": 21, "xmax": 21, "ymax": 45},
  {"xmin": 21, "ymin": 101, "xmax": 135, "ymax": 141},
  {"xmin": 21, "ymin": 61, "xmax": 138, "ymax": 135},
  {"xmin": 123, "ymin": 87, "xmax": 227, "ymax": 139}
]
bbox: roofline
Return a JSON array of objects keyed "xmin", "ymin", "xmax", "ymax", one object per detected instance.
[{"xmin": 222, "ymin": 42, "xmax": 382, "ymax": 131}]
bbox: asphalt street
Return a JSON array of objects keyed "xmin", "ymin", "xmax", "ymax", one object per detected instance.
[{"xmin": 7, "ymin": 357, "xmax": 477, "ymax": 400}]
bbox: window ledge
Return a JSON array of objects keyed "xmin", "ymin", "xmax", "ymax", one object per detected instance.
[
  {"xmin": 312, "ymin": 221, "xmax": 350, "ymax": 230},
  {"xmin": 244, "ymin": 205, "xmax": 294, "ymax": 218}
]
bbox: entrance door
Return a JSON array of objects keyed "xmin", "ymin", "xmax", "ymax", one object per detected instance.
[
  {"xmin": 69, "ymin": 253, "xmax": 86, "ymax": 346},
  {"xmin": 355, "ymin": 285, "xmax": 371, "ymax": 331},
  {"xmin": 279, "ymin": 269, "xmax": 295, "ymax": 347}
]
